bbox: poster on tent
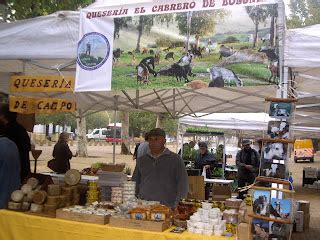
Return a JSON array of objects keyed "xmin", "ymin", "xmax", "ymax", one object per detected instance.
[{"xmin": 76, "ymin": 0, "xmax": 280, "ymax": 92}]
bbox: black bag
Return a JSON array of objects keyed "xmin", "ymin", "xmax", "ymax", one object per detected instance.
[{"xmin": 47, "ymin": 159, "xmax": 57, "ymax": 172}]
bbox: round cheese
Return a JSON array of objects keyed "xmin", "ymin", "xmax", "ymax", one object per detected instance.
[
  {"xmin": 30, "ymin": 203, "xmax": 43, "ymax": 213},
  {"xmin": 26, "ymin": 177, "xmax": 39, "ymax": 189},
  {"xmin": 47, "ymin": 184, "xmax": 61, "ymax": 196},
  {"xmin": 32, "ymin": 190, "xmax": 47, "ymax": 204},
  {"xmin": 8, "ymin": 201, "xmax": 22, "ymax": 210},
  {"xmin": 65, "ymin": 169, "xmax": 81, "ymax": 186},
  {"xmin": 21, "ymin": 184, "xmax": 33, "ymax": 195},
  {"xmin": 11, "ymin": 190, "xmax": 24, "ymax": 202}
]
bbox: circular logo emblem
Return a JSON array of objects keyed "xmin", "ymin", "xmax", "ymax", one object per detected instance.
[{"xmin": 77, "ymin": 32, "xmax": 110, "ymax": 70}]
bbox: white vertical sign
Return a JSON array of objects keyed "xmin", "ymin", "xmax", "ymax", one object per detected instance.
[{"xmin": 75, "ymin": 10, "xmax": 114, "ymax": 92}]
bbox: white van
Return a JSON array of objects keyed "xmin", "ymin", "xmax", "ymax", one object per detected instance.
[{"xmin": 86, "ymin": 128, "xmax": 108, "ymax": 141}]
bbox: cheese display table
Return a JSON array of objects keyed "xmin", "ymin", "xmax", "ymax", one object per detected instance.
[{"xmin": 0, "ymin": 210, "xmax": 235, "ymax": 240}]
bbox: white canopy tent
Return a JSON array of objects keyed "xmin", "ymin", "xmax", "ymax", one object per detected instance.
[
  {"xmin": 0, "ymin": 3, "xmax": 318, "ymax": 138},
  {"xmin": 284, "ymin": 24, "xmax": 320, "ymax": 133}
]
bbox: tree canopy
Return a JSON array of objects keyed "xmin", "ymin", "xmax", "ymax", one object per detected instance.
[{"xmin": 286, "ymin": 0, "xmax": 320, "ymax": 29}]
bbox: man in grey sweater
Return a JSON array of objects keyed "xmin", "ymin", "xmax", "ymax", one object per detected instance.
[{"xmin": 132, "ymin": 128, "xmax": 188, "ymax": 208}]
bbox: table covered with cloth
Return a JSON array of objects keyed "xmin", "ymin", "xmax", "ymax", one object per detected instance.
[{"xmin": 0, "ymin": 210, "xmax": 234, "ymax": 240}]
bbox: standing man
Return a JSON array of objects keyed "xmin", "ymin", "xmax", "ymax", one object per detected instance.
[
  {"xmin": 132, "ymin": 128, "xmax": 188, "ymax": 208},
  {"xmin": 0, "ymin": 120, "xmax": 21, "ymax": 208},
  {"xmin": 236, "ymin": 139, "xmax": 260, "ymax": 199},
  {"xmin": 0, "ymin": 103, "xmax": 31, "ymax": 183},
  {"xmin": 195, "ymin": 142, "xmax": 216, "ymax": 199},
  {"xmin": 136, "ymin": 132, "xmax": 149, "ymax": 159}
]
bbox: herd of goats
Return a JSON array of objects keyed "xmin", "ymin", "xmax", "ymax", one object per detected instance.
[{"xmin": 112, "ymin": 44, "xmax": 279, "ymax": 88}]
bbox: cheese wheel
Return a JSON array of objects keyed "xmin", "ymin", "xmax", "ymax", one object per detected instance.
[
  {"xmin": 47, "ymin": 184, "xmax": 61, "ymax": 196},
  {"xmin": 26, "ymin": 177, "xmax": 39, "ymax": 189},
  {"xmin": 72, "ymin": 193, "xmax": 80, "ymax": 205},
  {"xmin": 64, "ymin": 169, "xmax": 81, "ymax": 186},
  {"xmin": 59, "ymin": 195, "xmax": 67, "ymax": 208},
  {"xmin": 21, "ymin": 202, "xmax": 31, "ymax": 210},
  {"xmin": 11, "ymin": 190, "xmax": 24, "ymax": 202},
  {"xmin": 30, "ymin": 203, "xmax": 43, "ymax": 213},
  {"xmin": 43, "ymin": 204, "xmax": 56, "ymax": 215},
  {"xmin": 25, "ymin": 191, "xmax": 34, "ymax": 203},
  {"xmin": 21, "ymin": 184, "xmax": 33, "ymax": 195},
  {"xmin": 8, "ymin": 201, "xmax": 22, "ymax": 210},
  {"xmin": 46, "ymin": 196, "xmax": 60, "ymax": 206},
  {"xmin": 32, "ymin": 190, "xmax": 47, "ymax": 204}
]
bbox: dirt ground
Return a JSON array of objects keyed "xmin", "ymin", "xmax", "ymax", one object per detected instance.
[{"xmin": 31, "ymin": 141, "xmax": 320, "ymax": 238}]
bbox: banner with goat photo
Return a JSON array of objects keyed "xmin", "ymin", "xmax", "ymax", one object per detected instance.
[{"xmin": 77, "ymin": 0, "xmax": 280, "ymax": 91}]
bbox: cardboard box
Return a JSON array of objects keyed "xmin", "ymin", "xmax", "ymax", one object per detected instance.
[
  {"xmin": 297, "ymin": 200, "xmax": 310, "ymax": 214},
  {"xmin": 212, "ymin": 184, "xmax": 231, "ymax": 201},
  {"xmin": 295, "ymin": 211, "xmax": 304, "ymax": 232},
  {"xmin": 188, "ymin": 176, "xmax": 205, "ymax": 200},
  {"xmin": 304, "ymin": 167, "xmax": 318, "ymax": 178},
  {"xmin": 237, "ymin": 222, "xmax": 252, "ymax": 240},
  {"xmin": 109, "ymin": 217, "xmax": 171, "ymax": 232},
  {"xmin": 56, "ymin": 209, "xmax": 110, "ymax": 225},
  {"xmin": 303, "ymin": 213, "xmax": 310, "ymax": 230}
]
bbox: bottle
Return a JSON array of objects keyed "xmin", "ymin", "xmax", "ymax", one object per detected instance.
[{"xmin": 289, "ymin": 172, "xmax": 293, "ymax": 190}]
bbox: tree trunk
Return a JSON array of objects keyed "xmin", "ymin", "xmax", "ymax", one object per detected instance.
[
  {"xmin": 120, "ymin": 111, "xmax": 131, "ymax": 155},
  {"xmin": 156, "ymin": 113, "xmax": 165, "ymax": 128},
  {"xmin": 76, "ymin": 110, "xmax": 87, "ymax": 157},
  {"xmin": 269, "ymin": 15, "xmax": 275, "ymax": 47},
  {"xmin": 135, "ymin": 16, "xmax": 143, "ymax": 53},
  {"xmin": 253, "ymin": 21, "xmax": 259, "ymax": 48}
]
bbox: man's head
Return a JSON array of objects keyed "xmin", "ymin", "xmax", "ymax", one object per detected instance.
[
  {"xmin": 0, "ymin": 103, "xmax": 17, "ymax": 125},
  {"xmin": 242, "ymin": 139, "xmax": 251, "ymax": 150},
  {"xmin": 147, "ymin": 128, "xmax": 166, "ymax": 155},
  {"xmin": 198, "ymin": 141, "xmax": 208, "ymax": 154}
]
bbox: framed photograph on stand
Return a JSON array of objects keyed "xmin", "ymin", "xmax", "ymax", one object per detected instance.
[
  {"xmin": 269, "ymin": 102, "xmax": 292, "ymax": 119},
  {"xmin": 253, "ymin": 190, "xmax": 271, "ymax": 217},
  {"xmin": 267, "ymin": 121, "xmax": 289, "ymax": 139},
  {"xmin": 252, "ymin": 218, "xmax": 270, "ymax": 239}
]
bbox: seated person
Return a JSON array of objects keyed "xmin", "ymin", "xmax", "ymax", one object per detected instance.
[
  {"xmin": 194, "ymin": 142, "xmax": 216, "ymax": 199},
  {"xmin": 48, "ymin": 132, "xmax": 73, "ymax": 173}
]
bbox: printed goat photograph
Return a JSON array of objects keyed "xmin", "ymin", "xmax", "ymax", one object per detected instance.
[
  {"xmin": 269, "ymin": 222, "xmax": 289, "ymax": 239},
  {"xmin": 253, "ymin": 190, "xmax": 270, "ymax": 217},
  {"xmin": 267, "ymin": 121, "xmax": 289, "ymax": 139},
  {"xmin": 263, "ymin": 142, "xmax": 288, "ymax": 161},
  {"xmin": 251, "ymin": 218, "xmax": 270, "ymax": 239},
  {"xmin": 269, "ymin": 102, "xmax": 292, "ymax": 119},
  {"xmin": 261, "ymin": 161, "xmax": 285, "ymax": 179},
  {"xmin": 270, "ymin": 198, "xmax": 292, "ymax": 220}
]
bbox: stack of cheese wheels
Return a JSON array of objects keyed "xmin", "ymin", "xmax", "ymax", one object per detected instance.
[
  {"xmin": 44, "ymin": 184, "xmax": 61, "ymax": 215},
  {"xmin": 64, "ymin": 169, "xmax": 81, "ymax": 205},
  {"xmin": 31, "ymin": 190, "xmax": 47, "ymax": 213},
  {"xmin": 8, "ymin": 177, "xmax": 40, "ymax": 211}
]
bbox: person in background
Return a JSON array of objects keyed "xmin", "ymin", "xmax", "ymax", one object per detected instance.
[
  {"xmin": 132, "ymin": 128, "xmax": 188, "ymax": 208},
  {"xmin": 132, "ymin": 142, "xmax": 140, "ymax": 160},
  {"xmin": 0, "ymin": 103, "xmax": 31, "ymax": 183},
  {"xmin": 136, "ymin": 132, "xmax": 149, "ymax": 159},
  {"xmin": 49, "ymin": 132, "xmax": 73, "ymax": 173},
  {"xmin": 194, "ymin": 142, "xmax": 216, "ymax": 199},
  {"xmin": 0, "ymin": 120, "xmax": 20, "ymax": 208},
  {"xmin": 236, "ymin": 139, "xmax": 260, "ymax": 199}
]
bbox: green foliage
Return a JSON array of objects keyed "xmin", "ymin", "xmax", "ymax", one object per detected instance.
[
  {"xmin": 222, "ymin": 36, "xmax": 240, "ymax": 44},
  {"xmin": 124, "ymin": 166, "xmax": 132, "ymax": 175},
  {"xmin": 86, "ymin": 112, "xmax": 111, "ymax": 130},
  {"xmin": 129, "ymin": 112, "xmax": 177, "ymax": 136},
  {"xmin": 286, "ymin": 0, "xmax": 320, "ymax": 29},
  {"xmin": 215, "ymin": 144, "xmax": 224, "ymax": 162},
  {"xmin": 6, "ymin": 0, "xmax": 91, "ymax": 21},
  {"xmin": 35, "ymin": 112, "xmax": 76, "ymax": 129},
  {"xmin": 175, "ymin": 10, "xmax": 228, "ymax": 39}
]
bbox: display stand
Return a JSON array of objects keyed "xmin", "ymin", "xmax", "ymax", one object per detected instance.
[{"xmin": 248, "ymin": 97, "xmax": 297, "ymax": 240}]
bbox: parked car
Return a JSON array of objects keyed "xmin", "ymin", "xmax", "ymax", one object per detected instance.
[
  {"xmin": 86, "ymin": 128, "xmax": 108, "ymax": 141},
  {"xmin": 294, "ymin": 139, "xmax": 315, "ymax": 163}
]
